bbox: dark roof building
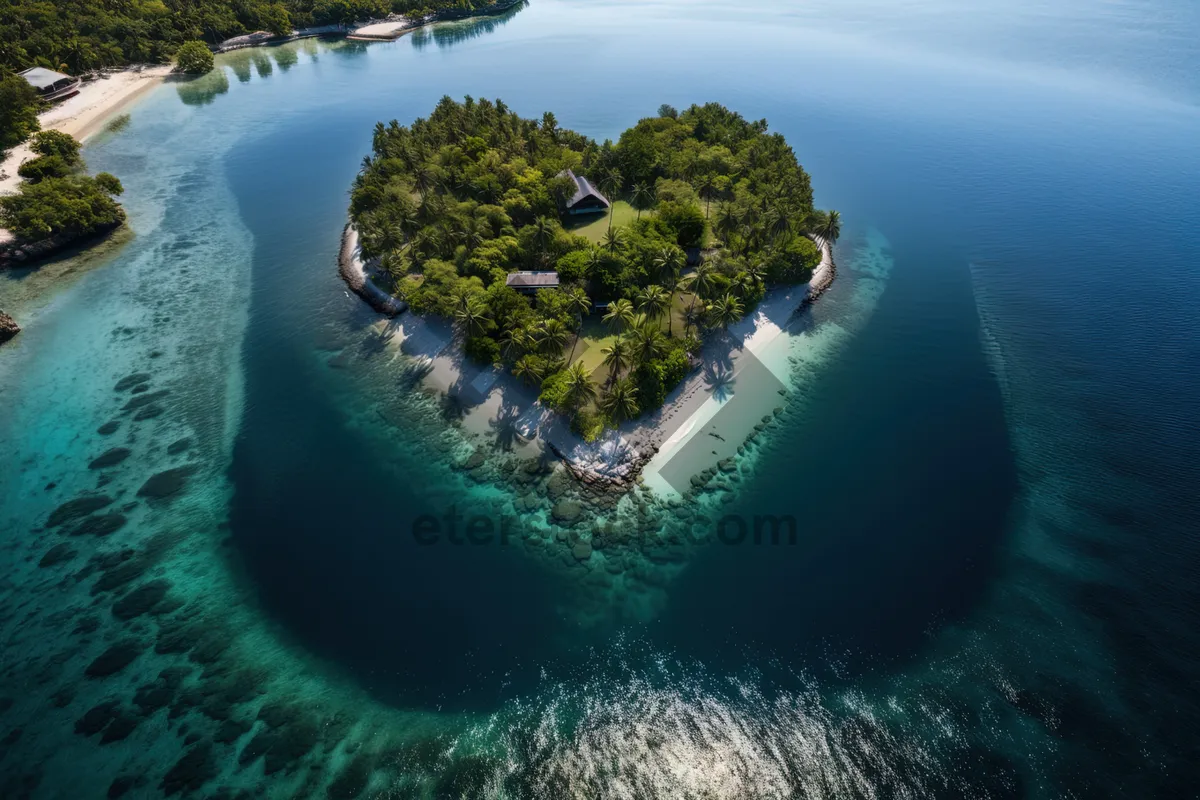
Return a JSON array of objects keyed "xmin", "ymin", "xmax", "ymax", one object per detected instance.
[
  {"xmin": 560, "ymin": 169, "xmax": 610, "ymax": 215},
  {"xmin": 506, "ymin": 271, "xmax": 560, "ymax": 293},
  {"xmin": 18, "ymin": 67, "xmax": 81, "ymax": 102}
]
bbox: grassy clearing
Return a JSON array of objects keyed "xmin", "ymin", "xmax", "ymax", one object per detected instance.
[{"xmin": 565, "ymin": 201, "xmax": 643, "ymax": 244}]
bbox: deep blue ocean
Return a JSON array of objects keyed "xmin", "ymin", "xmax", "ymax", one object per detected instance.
[{"xmin": 1, "ymin": 0, "xmax": 1198, "ymax": 796}]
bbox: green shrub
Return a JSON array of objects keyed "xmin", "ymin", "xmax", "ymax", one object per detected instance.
[
  {"xmin": 0, "ymin": 174, "xmax": 125, "ymax": 241},
  {"xmin": 762, "ymin": 236, "xmax": 820, "ymax": 283},
  {"xmin": 175, "ymin": 41, "xmax": 215, "ymax": 75},
  {"xmin": 657, "ymin": 200, "xmax": 706, "ymax": 247},
  {"xmin": 633, "ymin": 349, "xmax": 690, "ymax": 412},
  {"xmin": 18, "ymin": 155, "xmax": 72, "ymax": 183},
  {"xmin": 464, "ymin": 335, "xmax": 501, "ymax": 365},
  {"xmin": 29, "ymin": 130, "xmax": 81, "ymax": 164},
  {"xmin": 571, "ymin": 409, "xmax": 605, "ymax": 443},
  {"xmin": 538, "ymin": 368, "xmax": 572, "ymax": 412}
]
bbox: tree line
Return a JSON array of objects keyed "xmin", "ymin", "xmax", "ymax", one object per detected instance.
[
  {"xmin": 0, "ymin": 0, "xmax": 497, "ymax": 74},
  {"xmin": 350, "ymin": 97, "xmax": 840, "ymax": 439}
]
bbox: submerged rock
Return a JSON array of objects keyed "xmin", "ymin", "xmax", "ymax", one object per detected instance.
[
  {"xmin": 112, "ymin": 580, "xmax": 172, "ymax": 620},
  {"xmin": 133, "ymin": 404, "xmax": 164, "ymax": 421},
  {"xmin": 75, "ymin": 699, "xmax": 121, "ymax": 736},
  {"xmin": 47, "ymin": 495, "xmax": 113, "ymax": 527},
  {"xmin": 122, "ymin": 389, "xmax": 169, "ymax": 412},
  {"xmin": 100, "ymin": 711, "xmax": 140, "ymax": 744},
  {"xmin": 0, "ymin": 311, "xmax": 20, "ymax": 345},
  {"xmin": 552, "ymin": 500, "xmax": 582, "ymax": 523},
  {"xmin": 71, "ymin": 512, "xmax": 128, "ymax": 537},
  {"xmin": 161, "ymin": 742, "xmax": 216, "ymax": 796},
  {"xmin": 214, "ymin": 717, "xmax": 252, "ymax": 744},
  {"xmin": 166, "ymin": 438, "xmax": 192, "ymax": 455},
  {"xmin": 86, "ymin": 639, "xmax": 144, "ymax": 677},
  {"xmin": 107, "ymin": 776, "xmax": 136, "ymax": 798},
  {"xmin": 114, "ymin": 373, "xmax": 151, "ymax": 392},
  {"xmin": 38, "ymin": 543, "xmax": 77, "ymax": 568},
  {"xmin": 133, "ymin": 681, "xmax": 176, "ymax": 715},
  {"xmin": 89, "ymin": 448, "xmax": 133, "ymax": 470},
  {"xmin": 137, "ymin": 466, "xmax": 195, "ymax": 499},
  {"xmin": 572, "ymin": 540, "xmax": 593, "ymax": 561},
  {"xmin": 97, "ymin": 421, "xmax": 121, "ymax": 436}
]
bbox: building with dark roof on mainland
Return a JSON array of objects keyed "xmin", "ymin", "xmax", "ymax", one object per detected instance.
[
  {"xmin": 505, "ymin": 271, "xmax": 560, "ymax": 293},
  {"xmin": 559, "ymin": 169, "xmax": 610, "ymax": 215},
  {"xmin": 18, "ymin": 67, "xmax": 81, "ymax": 103}
]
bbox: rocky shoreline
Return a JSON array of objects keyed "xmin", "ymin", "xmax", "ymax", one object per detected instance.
[
  {"xmin": 0, "ymin": 219, "xmax": 125, "ymax": 271},
  {"xmin": 337, "ymin": 224, "xmax": 407, "ymax": 316}
]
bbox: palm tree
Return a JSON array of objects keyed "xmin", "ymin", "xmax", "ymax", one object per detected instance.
[
  {"xmin": 564, "ymin": 287, "xmax": 592, "ymax": 365},
  {"xmin": 500, "ymin": 327, "xmax": 530, "ymax": 360},
  {"xmin": 541, "ymin": 111, "xmax": 559, "ymax": 141},
  {"xmin": 599, "ymin": 168, "xmax": 623, "ymax": 236},
  {"xmin": 680, "ymin": 258, "xmax": 718, "ymax": 319},
  {"xmin": 764, "ymin": 204, "xmax": 792, "ymax": 244},
  {"xmin": 455, "ymin": 298, "xmax": 492, "ymax": 337},
  {"xmin": 635, "ymin": 284, "xmax": 671, "ymax": 330},
  {"xmin": 562, "ymin": 362, "xmax": 598, "ymax": 411},
  {"xmin": 707, "ymin": 293, "xmax": 745, "ymax": 331},
  {"xmin": 630, "ymin": 324, "xmax": 667, "ymax": 365},
  {"xmin": 602, "ymin": 298, "xmax": 635, "ymax": 333},
  {"xmin": 412, "ymin": 163, "xmax": 438, "ymax": 201},
  {"xmin": 816, "ymin": 210, "xmax": 841, "ymax": 244},
  {"xmin": 602, "ymin": 226, "xmax": 625, "ymax": 254},
  {"xmin": 653, "ymin": 247, "xmax": 685, "ymax": 334},
  {"xmin": 529, "ymin": 216, "xmax": 557, "ymax": 268},
  {"xmin": 536, "ymin": 318, "xmax": 570, "ymax": 356},
  {"xmin": 631, "ymin": 182, "xmax": 654, "ymax": 220},
  {"xmin": 601, "ymin": 337, "xmax": 632, "ymax": 384},
  {"xmin": 512, "ymin": 354, "xmax": 544, "ymax": 386},
  {"xmin": 696, "ymin": 173, "xmax": 718, "ymax": 219},
  {"xmin": 714, "ymin": 203, "xmax": 740, "ymax": 246},
  {"xmin": 600, "ymin": 378, "xmax": 639, "ymax": 424}
]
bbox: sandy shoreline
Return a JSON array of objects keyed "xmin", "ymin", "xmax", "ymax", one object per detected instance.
[
  {"xmin": 0, "ymin": 66, "xmax": 171, "ymax": 245},
  {"xmin": 339, "ymin": 231, "xmax": 836, "ymax": 489}
]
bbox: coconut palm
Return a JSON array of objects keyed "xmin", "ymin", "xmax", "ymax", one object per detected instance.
[
  {"xmin": 680, "ymin": 258, "xmax": 719, "ymax": 319},
  {"xmin": 602, "ymin": 226, "xmax": 625, "ymax": 254},
  {"xmin": 529, "ymin": 216, "xmax": 557, "ymax": 268},
  {"xmin": 816, "ymin": 209, "xmax": 841, "ymax": 244},
  {"xmin": 764, "ymin": 203, "xmax": 792, "ymax": 244},
  {"xmin": 564, "ymin": 287, "xmax": 592, "ymax": 365},
  {"xmin": 707, "ymin": 293, "xmax": 745, "ymax": 331},
  {"xmin": 512, "ymin": 354, "xmax": 544, "ymax": 386},
  {"xmin": 714, "ymin": 202, "xmax": 741, "ymax": 245},
  {"xmin": 635, "ymin": 284, "xmax": 671, "ymax": 331},
  {"xmin": 696, "ymin": 173, "xmax": 718, "ymax": 219},
  {"xmin": 500, "ymin": 327, "xmax": 530, "ymax": 360},
  {"xmin": 600, "ymin": 378, "xmax": 639, "ymax": 424},
  {"xmin": 455, "ymin": 298, "xmax": 492, "ymax": 337},
  {"xmin": 562, "ymin": 362, "xmax": 598, "ymax": 411},
  {"xmin": 602, "ymin": 298, "xmax": 635, "ymax": 333},
  {"xmin": 601, "ymin": 337, "xmax": 632, "ymax": 383},
  {"xmin": 631, "ymin": 182, "xmax": 654, "ymax": 220},
  {"xmin": 536, "ymin": 318, "xmax": 570, "ymax": 356},
  {"xmin": 653, "ymin": 247, "xmax": 685, "ymax": 334},
  {"xmin": 599, "ymin": 168, "xmax": 623, "ymax": 236},
  {"xmin": 629, "ymin": 324, "xmax": 667, "ymax": 365}
]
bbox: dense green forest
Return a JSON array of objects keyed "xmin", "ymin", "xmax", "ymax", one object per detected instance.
[
  {"xmin": 350, "ymin": 97, "xmax": 839, "ymax": 436},
  {"xmin": 0, "ymin": 0, "xmax": 497, "ymax": 73}
]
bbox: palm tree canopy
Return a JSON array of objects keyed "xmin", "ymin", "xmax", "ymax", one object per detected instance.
[
  {"xmin": 562, "ymin": 362, "xmax": 598, "ymax": 409},
  {"xmin": 600, "ymin": 378, "xmax": 639, "ymax": 423},
  {"xmin": 635, "ymin": 284, "xmax": 671, "ymax": 322},
  {"xmin": 603, "ymin": 298, "xmax": 636, "ymax": 332}
]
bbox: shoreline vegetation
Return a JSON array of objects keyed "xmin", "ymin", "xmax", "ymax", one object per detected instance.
[{"xmin": 341, "ymin": 97, "xmax": 840, "ymax": 487}]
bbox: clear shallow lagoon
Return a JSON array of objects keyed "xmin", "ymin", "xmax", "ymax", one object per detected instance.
[{"xmin": 2, "ymin": 0, "xmax": 1199, "ymax": 796}]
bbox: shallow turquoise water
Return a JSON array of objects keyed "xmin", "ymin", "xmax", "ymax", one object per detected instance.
[{"xmin": 1, "ymin": 1, "xmax": 1199, "ymax": 796}]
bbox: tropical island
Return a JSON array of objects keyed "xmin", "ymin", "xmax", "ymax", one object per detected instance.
[{"xmin": 347, "ymin": 97, "xmax": 841, "ymax": 444}]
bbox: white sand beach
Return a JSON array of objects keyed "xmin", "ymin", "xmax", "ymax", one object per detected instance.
[{"xmin": 0, "ymin": 66, "xmax": 171, "ymax": 244}]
